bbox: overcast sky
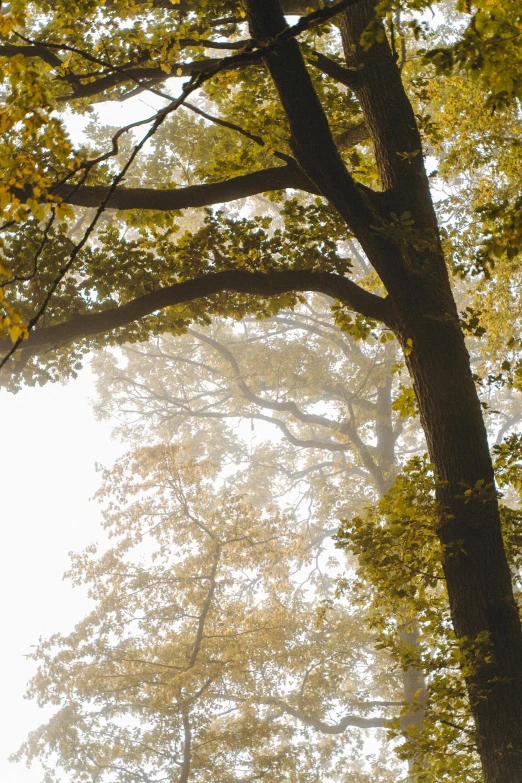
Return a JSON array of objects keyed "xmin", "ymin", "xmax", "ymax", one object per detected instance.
[{"xmin": 0, "ymin": 365, "xmax": 124, "ymax": 782}]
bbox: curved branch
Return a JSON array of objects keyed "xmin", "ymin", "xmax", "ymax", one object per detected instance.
[
  {"xmin": 0, "ymin": 43, "xmax": 64, "ymax": 68},
  {"xmin": 253, "ymin": 413, "xmax": 350, "ymax": 452},
  {"xmin": 16, "ymin": 165, "xmax": 319, "ymax": 212},
  {"xmin": 263, "ymin": 698, "xmax": 387, "ymax": 731},
  {"xmin": 188, "ymin": 328, "xmax": 357, "ymax": 439},
  {"xmin": 163, "ymin": 406, "xmax": 353, "ymax": 452},
  {"xmin": 56, "ymin": 59, "xmax": 223, "ymax": 102},
  {"xmin": 1, "ymin": 269, "xmax": 391, "ymax": 358}
]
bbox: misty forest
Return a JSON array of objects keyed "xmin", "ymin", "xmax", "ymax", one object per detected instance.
[{"xmin": 2, "ymin": 0, "xmax": 522, "ymax": 781}]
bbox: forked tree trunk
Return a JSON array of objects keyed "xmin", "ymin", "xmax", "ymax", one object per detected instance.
[{"xmin": 246, "ymin": 1, "xmax": 522, "ymax": 779}]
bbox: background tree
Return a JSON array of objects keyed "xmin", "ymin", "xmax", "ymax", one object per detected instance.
[
  {"xmin": 17, "ymin": 296, "xmax": 522, "ymax": 781},
  {"xmin": 16, "ymin": 444, "xmax": 401, "ymax": 783}
]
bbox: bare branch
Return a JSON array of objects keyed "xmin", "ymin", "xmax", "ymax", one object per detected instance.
[
  {"xmin": 188, "ymin": 327, "xmax": 355, "ymax": 435},
  {"xmin": 253, "ymin": 413, "xmax": 350, "ymax": 452}
]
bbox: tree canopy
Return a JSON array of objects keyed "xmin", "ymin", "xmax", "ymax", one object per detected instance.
[{"xmin": 3, "ymin": 1, "xmax": 522, "ymax": 781}]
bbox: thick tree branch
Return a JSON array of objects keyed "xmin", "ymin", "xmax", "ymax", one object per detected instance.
[
  {"xmin": 0, "ymin": 270, "xmax": 391, "ymax": 360},
  {"xmin": 245, "ymin": 0, "xmax": 373, "ymax": 237},
  {"xmin": 0, "ymin": 43, "xmax": 64, "ymax": 69},
  {"xmin": 16, "ymin": 165, "xmax": 318, "ymax": 212},
  {"xmin": 309, "ymin": 50, "xmax": 362, "ymax": 90}
]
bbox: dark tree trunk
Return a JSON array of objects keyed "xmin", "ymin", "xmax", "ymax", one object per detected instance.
[
  {"xmin": 339, "ymin": 5, "xmax": 522, "ymax": 779},
  {"xmin": 246, "ymin": 0, "xmax": 522, "ymax": 779},
  {"xmin": 403, "ymin": 308, "xmax": 522, "ymax": 782},
  {"xmin": 339, "ymin": 4, "xmax": 522, "ymax": 779}
]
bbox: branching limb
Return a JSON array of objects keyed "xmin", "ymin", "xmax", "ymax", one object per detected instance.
[
  {"xmin": 16, "ymin": 165, "xmax": 319, "ymax": 212},
  {"xmin": 308, "ymin": 50, "xmax": 362, "ymax": 90},
  {"xmin": 0, "ymin": 269, "xmax": 391, "ymax": 359},
  {"xmin": 270, "ymin": 700, "xmax": 387, "ymax": 731},
  {"xmin": 188, "ymin": 327, "xmax": 358, "ymax": 434},
  {"xmin": 252, "ymin": 413, "xmax": 350, "ymax": 452},
  {"xmin": 245, "ymin": 0, "xmax": 374, "ymax": 235}
]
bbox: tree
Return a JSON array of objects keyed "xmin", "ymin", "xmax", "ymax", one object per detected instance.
[
  {"xmin": 1, "ymin": 1, "xmax": 522, "ymax": 779},
  {"xmin": 17, "ymin": 302, "xmax": 522, "ymax": 781},
  {"xmin": 92, "ymin": 302, "xmax": 430, "ymax": 774},
  {"xmin": 89, "ymin": 308, "xmax": 450, "ymax": 778},
  {"xmin": 16, "ymin": 444, "xmax": 402, "ymax": 783},
  {"xmin": 10, "ymin": 312, "xmax": 450, "ymax": 781}
]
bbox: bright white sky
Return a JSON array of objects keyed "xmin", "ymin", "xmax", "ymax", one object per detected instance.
[{"xmin": 0, "ymin": 366, "xmax": 124, "ymax": 782}]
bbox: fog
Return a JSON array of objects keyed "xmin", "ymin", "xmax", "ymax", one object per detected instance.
[{"xmin": 0, "ymin": 369, "xmax": 123, "ymax": 782}]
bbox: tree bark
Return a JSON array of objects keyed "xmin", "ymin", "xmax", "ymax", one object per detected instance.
[
  {"xmin": 401, "ymin": 305, "xmax": 522, "ymax": 782},
  {"xmin": 245, "ymin": 0, "xmax": 522, "ymax": 779},
  {"xmin": 338, "ymin": 4, "xmax": 522, "ymax": 780}
]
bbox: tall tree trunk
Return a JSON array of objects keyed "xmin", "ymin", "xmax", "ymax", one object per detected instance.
[
  {"xmin": 398, "ymin": 626, "xmax": 428, "ymax": 777},
  {"xmin": 245, "ymin": 0, "xmax": 522, "ymax": 779},
  {"xmin": 339, "ymin": 4, "xmax": 522, "ymax": 780},
  {"xmin": 402, "ymin": 306, "xmax": 522, "ymax": 782}
]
